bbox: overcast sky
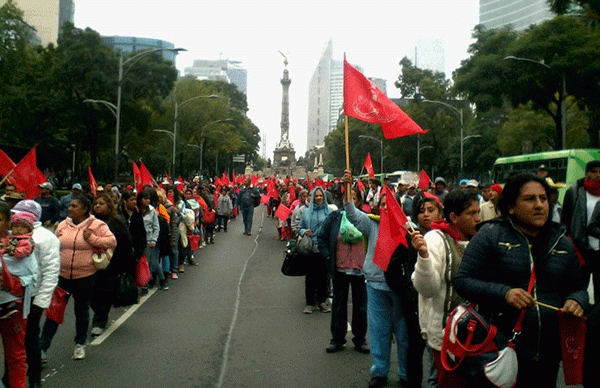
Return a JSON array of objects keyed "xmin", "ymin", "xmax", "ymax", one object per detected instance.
[{"xmin": 74, "ymin": 0, "xmax": 479, "ymax": 158}]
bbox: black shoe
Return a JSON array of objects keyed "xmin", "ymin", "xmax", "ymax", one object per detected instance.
[
  {"xmin": 368, "ymin": 376, "xmax": 387, "ymax": 388},
  {"xmin": 355, "ymin": 343, "xmax": 370, "ymax": 354},
  {"xmin": 325, "ymin": 342, "xmax": 344, "ymax": 353}
]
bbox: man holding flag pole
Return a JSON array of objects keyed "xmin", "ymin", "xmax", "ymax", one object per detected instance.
[{"xmin": 342, "ymin": 56, "xmax": 426, "ymax": 387}]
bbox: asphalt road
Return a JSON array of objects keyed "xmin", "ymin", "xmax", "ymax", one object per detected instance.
[{"xmin": 13, "ymin": 205, "xmax": 579, "ymax": 388}]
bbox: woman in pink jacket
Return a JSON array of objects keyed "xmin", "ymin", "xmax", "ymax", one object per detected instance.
[{"xmin": 40, "ymin": 196, "xmax": 116, "ymax": 361}]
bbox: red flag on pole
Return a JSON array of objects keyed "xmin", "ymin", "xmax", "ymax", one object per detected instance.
[
  {"xmin": 372, "ymin": 186, "xmax": 408, "ymax": 271},
  {"xmin": 418, "ymin": 170, "xmax": 431, "ymax": 191},
  {"xmin": 558, "ymin": 311, "xmax": 587, "ymax": 385},
  {"xmin": 344, "ymin": 57, "xmax": 427, "ymax": 139},
  {"xmin": 164, "ymin": 171, "xmax": 172, "ymax": 185},
  {"xmin": 222, "ymin": 172, "xmax": 230, "ymax": 186},
  {"xmin": 306, "ymin": 175, "xmax": 313, "ymax": 191},
  {"xmin": 274, "ymin": 203, "xmax": 292, "ymax": 221},
  {"xmin": 132, "ymin": 162, "xmax": 142, "ymax": 193},
  {"xmin": 357, "ymin": 179, "xmax": 365, "ymax": 192},
  {"xmin": 139, "ymin": 161, "xmax": 156, "ymax": 187},
  {"xmin": 88, "ymin": 167, "xmax": 98, "ymax": 196},
  {"xmin": 364, "ymin": 153, "xmax": 375, "ymax": 178},
  {"xmin": 0, "ymin": 149, "xmax": 16, "ymax": 179},
  {"xmin": 11, "ymin": 147, "xmax": 46, "ymax": 199}
]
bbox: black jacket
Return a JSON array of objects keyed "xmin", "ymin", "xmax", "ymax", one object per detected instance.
[{"xmin": 454, "ymin": 216, "xmax": 588, "ymax": 361}]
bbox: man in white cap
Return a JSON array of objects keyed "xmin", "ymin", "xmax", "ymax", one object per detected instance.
[
  {"xmin": 34, "ymin": 182, "xmax": 60, "ymax": 230},
  {"xmin": 59, "ymin": 183, "xmax": 83, "ymax": 220},
  {"xmin": 8, "ymin": 200, "xmax": 59, "ymax": 388}
]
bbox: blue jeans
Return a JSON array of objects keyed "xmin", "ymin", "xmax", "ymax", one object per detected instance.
[
  {"xmin": 241, "ymin": 206, "xmax": 254, "ymax": 234},
  {"xmin": 366, "ymin": 281, "xmax": 409, "ymax": 380},
  {"xmin": 145, "ymin": 246, "xmax": 164, "ymax": 281},
  {"xmin": 40, "ymin": 274, "xmax": 96, "ymax": 349}
]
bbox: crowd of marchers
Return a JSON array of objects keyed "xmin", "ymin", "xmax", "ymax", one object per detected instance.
[
  {"xmin": 265, "ymin": 164, "xmax": 598, "ymax": 388},
  {"xmin": 0, "ymin": 177, "xmax": 253, "ymax": 388}
]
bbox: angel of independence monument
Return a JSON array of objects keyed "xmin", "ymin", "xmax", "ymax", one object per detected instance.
[{"xmin": 272, "ymin": 56, "xmax": 297, "ymax": 176}]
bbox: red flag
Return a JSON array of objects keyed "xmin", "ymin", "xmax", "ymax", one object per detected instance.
[
  {"xmin": 11, "ymin": 147, "xmax": 46, "ymax": 199},
  {"xmin": 418, "ymin": 170, "xmax": 431, "ymax": 191},
  {"xmin": 132, "ymin": 162, "xmax": 142, "ymax": 193},
  {"xmin": 344, "ymin": 58, "xmax": 427, "ymax": 139},
  {"xmin": 315, "ymin": 178, "xmax": 324, "ymax": 188},
  {"xmin": 364, "ymin": 153, "xmax": 375, "ymax": 178},
  {"xmin": 0, "ymin": 148, "xmax": 16, "ymax": 178},
  {"xmin": 288, "ymin": 186, "xmax": 296, "ymax": 203},
  {"xmin": 250, "ymin": 175, "xmax": 259, "ymax": 187},
  {"xmin": 558, "ymin": 311, "xmax": 587, "ymax": 385},
  {"xmin": 221, "ymin": 172, "xmax": 230, "ymax": 186},
  {"xmin": 274, "ymin": 203, "xmax": 292, "ymax": 221},
  {"xmin": 260, "ymin": 194, "xmax": 270, "ymax": 205},
  {"xmin": 139, "ymin": 162, "xmax": 156, "ymax": 187},
  {"xmin": 357, "ymin": 179, "xmax": 365, "ymax": 192},
  {"xmin": 306, "ymin": 175, "xmax": 313, "ymax": 191},
  {"xmin": 372, "ymin": 186, "xmax": 408, "ymax": 271},
  {"xmin": 88, "ymin": 167, "xmax": 98, "ymax": 196}
]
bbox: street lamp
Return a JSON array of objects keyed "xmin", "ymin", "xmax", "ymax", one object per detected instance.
[
  {"xmin": 420, "ymin": 99, "xmax": 467, "ymax": 175},
  {"xmin": 198, "ymin": 118, "xmax": 234, "ymax": 175},
  {"xmin": 112, "ymin": 47, "xmax": 186, "ymax": 181},
  {"xmin": 358, "ymin": 135, "xmax": 384, "ymax": 173},
  {"xmin": 416, "ymin": 134, "xmax": 433, "ymax": 172},
  {"xmin": 504, "ymin": 55, "xmax": 567, "ymax": 150}
]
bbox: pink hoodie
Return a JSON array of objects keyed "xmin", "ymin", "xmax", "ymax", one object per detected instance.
[{"xmin": 55, "ymin": 215, "xmax": 116, "ymax": 279}]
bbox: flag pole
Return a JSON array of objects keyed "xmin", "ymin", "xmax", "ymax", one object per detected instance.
[
  {"xmin": 0, "ymin": 169, "xmax": 14, "ymax": 187},
  {"xmin": 344, "ymin": 115, "xmax": 351, "ymax": 202}
]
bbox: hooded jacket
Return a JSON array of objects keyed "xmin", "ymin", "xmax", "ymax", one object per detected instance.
[
  {"xmin": 299, "ymin": 188, "xmax": 333, "ymax": 249},
  {"xmin": 55, "ymin": 214, "xmax": 117, "ymax": 279},
  {"xmin": 454, "ymin": 216, "xmax": 588, "ymax": 360},
  {"xmin": 31, "ymin": 222, "xmax": 60, "ymax": 309}
]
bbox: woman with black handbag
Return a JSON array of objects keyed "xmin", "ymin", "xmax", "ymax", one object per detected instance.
[
  {"xmin": 90, "ymin": 193, "xmax": 137, "ymax": 336},
  {"xmin": 454, "ymin": 173, "xmax": 588, "ymax": 387}
]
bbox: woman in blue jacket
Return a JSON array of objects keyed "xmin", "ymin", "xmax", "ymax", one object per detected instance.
[{"xmin": 298, "ymin": 187, "xmax": 332, "ymax": 314}]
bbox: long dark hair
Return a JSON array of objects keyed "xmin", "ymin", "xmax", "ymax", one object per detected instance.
[
  {"xmin": 497, "ymin": 173, "xmax": 550, "ymax": 217},
  {"xmin": 136, "ymin": 188, "xmax": 152, "ymax": 211}
]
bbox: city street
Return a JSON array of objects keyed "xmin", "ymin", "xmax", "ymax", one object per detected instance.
[
  {"xmin": 30, "ymin": 205, "xmax": 578, "ymax": 388},
  {"xmin": 37, "ymin": 207, "xmax": 377, "ymax": 388}
]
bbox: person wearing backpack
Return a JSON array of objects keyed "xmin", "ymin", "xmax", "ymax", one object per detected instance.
[
  {"xmin": 410, "ymin": 190, "xmax": 481, "ymax": 387},
  {"xmin": 454, "ymin": 173, "xmax": 587, "ymax": 387},
  {"xmin": 317, "ymin": 187, "xmax": 369, "ymax": 355}
]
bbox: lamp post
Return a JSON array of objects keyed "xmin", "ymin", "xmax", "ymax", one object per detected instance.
[
  {"xmin": 504, "ymin": 56, "xmax": 566, "ymax": 150},
  {"xmin": 358, "ymin": 135, "xmax": 384, "ymax": 173},
  {"xmin": 112, "ymin": 47, "xmax": 186, "ymax": 181},
  {"xmin": 421, "ymin": 99, "xmax": 467, "ymax": 175},
  {"xmin": 198, "ymin": 118, "xmax": 234, "ymax": 175},
  {"xmin": 186, "ymin": 144, "xmax": 202, "ymax": 174},
  {"xmin": 416, "ymin": 134, "xmax": 434, "ymax": 172}
]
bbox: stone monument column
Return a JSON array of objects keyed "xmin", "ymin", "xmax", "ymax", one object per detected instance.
[{"xmin": 273, "ymin": 54, "xmax": 296, "ymax": 175}]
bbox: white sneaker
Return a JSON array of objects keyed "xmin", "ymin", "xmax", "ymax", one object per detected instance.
[
  {"xmin": 91, "ymin": 327, "xmax": 103, "ymax": 336},
  {"xmin": 72, "ymin": 344, "xmax": 85, "ymax": 360}
]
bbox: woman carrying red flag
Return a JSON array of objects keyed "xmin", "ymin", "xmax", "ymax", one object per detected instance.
[{"xmin": 454, "ymin": 173, "xmax": 588, "ymax": 387}]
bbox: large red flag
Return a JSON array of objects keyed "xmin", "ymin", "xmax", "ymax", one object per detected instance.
[
  {"xmin": 364, "ymin": 153, "xmax": 375, "ymax": 178},
  {"xmin": 344, "ymin": 58, "xmax": 427, "ymax": 139},
  {"xmin": 139, "ymin": 162, "xmax": 156, "ymax": 187},
  {"xmin": 0, "ymin": 149, "xmax": 16, "ymax": 179},
  {"xmin": 132, "ymin": 162, "xmax": 142, "ymax": 193},
  {"xmin": 306, "ymin": 175, "xmax": 313, "ymax": 191},
  {"xmin": 88, "ymin": 167, "xmax": 98, "ymax": 196},
  {"xmin": 221, "ymin": 172, "xmax": 230, "ymax": 186},
  {"xmin": 274, "ymin": 203, "xmax": 292, "ymax": 221},
  {"xmin": 418, "ymin": 170, "xmax": 431, "ymax": 191},
  {"xmin": 372, "ymin": 185, "xmax": 408, "ymax": 271},
  {"xmin": 11, "ymin": 147, "xmax": 46, "ymax": 199}
]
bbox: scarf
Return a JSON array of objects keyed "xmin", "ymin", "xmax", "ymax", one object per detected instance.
[
  {"xmin": 584, "ymin": 179, "xmax": 600, "ymax": 196},
  {"xmin": 430, "ymin": 220, "xmax": 463, "ymax": 242}
]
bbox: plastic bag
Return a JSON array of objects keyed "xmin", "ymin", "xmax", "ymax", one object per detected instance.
[
  {"xmin": 135, "ymin": 256, "xmax": 151, "ymax": 287},
  {"xmin": 297, "ymin": 235, "xmax": 314, "ymax": 255},
  {"xmin": 45, "ymin": 286, "xmax": 69, "ymax": 324},
  {"xmin": 339, "ymin": 211, "xmax": 363, "ymax": 243}
]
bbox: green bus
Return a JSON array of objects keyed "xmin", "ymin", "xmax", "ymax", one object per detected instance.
[{"xmin": 491, "ymin": 149, "xmax": 600, "ymax": 201}]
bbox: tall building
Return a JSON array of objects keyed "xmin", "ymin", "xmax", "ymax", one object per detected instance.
[
  {"xmin": 102, "ymin": 36, "xmax": 177, "ymax": 64},
  {"xmin": 307, "ymin": 41, "xmax": 367, "ymax": 150},
  {"xmin": 480, "ymin": 0, "xmax": 554, "ymax": 31},
  {"xmin": 184, "ymin": 60, "xmax": 248, "ymax": 95},
  {"xmin": 3, "ymin": 0, "xmax": 74, "ymax": 46}
]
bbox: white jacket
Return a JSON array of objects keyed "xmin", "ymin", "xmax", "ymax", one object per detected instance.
[
  {"xmin": 412, "ymin": 229, "xmax": 467, "ymax": 351},
  {"xmin": 31, "ymin": 222, "xmax": 60, "ymax": 309}
]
